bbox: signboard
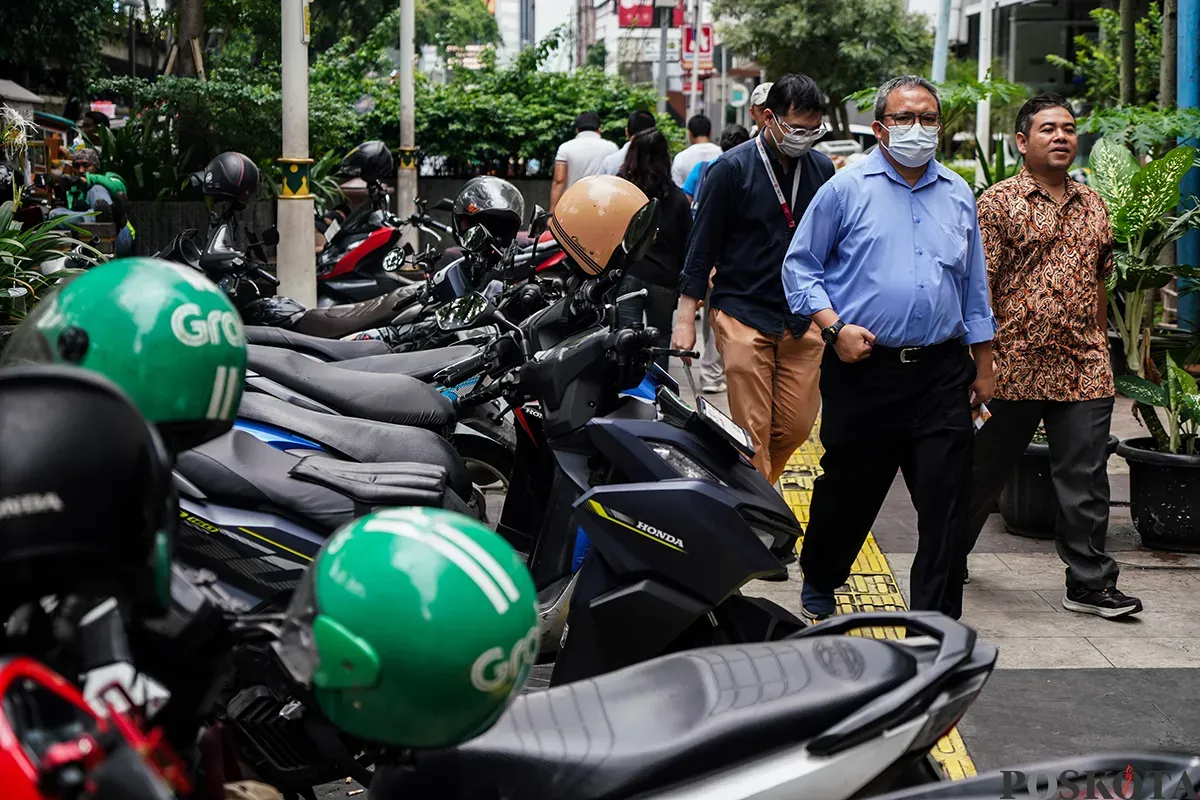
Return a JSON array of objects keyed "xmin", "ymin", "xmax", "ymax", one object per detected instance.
[
  {"xmin": 89, "ymin": 100, "xmax": 116, "ymax": 119},
  {"xmin": 730, "ymin": 82, "xmax": 749, "ymax": 108},
  {"xmin": 634, "ymin": 29, "xmax": 681, "ymax": 62},
  {"xmin": 619, "ymin": 0, "xmax": 684, "ymax": 28},
  {"xmin": 681, "ymin": 23, "xmax": 713, "ymax": 71}
]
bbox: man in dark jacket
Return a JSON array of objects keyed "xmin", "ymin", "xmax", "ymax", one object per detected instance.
[{"xmin": 672, "ymin": 75, "xmax": 835, "ymax": 487}]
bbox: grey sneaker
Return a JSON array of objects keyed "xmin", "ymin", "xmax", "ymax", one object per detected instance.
[{"xmin": 701, "ymin": 381, "xmax": 726, "ymax": 394}]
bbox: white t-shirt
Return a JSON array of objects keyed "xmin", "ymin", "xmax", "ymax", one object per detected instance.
[
  {"xmin": 671, "ymin": 141, "xmax": 723, "ymax": 187},
  {"xmin": 555, "ymin": 131, "xmax": 619, "ymax": 188},
  {"xmin": 600, "ymin": 141, "xmax": 629, "ymax": 175}
]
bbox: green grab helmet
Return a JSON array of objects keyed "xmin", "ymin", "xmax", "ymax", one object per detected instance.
[
  {"xmin": 273, "ymin": 507, "xmax": 539, "ymax": 749},
  {"xmin": 0, "ymin": 257, "xmax": 247, "ymax": 453}
]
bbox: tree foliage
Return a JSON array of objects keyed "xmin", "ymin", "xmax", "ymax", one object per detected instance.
[
  {"xmin": 1046, "ymin": 5, "xmax": 1161, "ymax": 110},
  {"xmin": 0, "ymin": 0, "xmax": 118, "ymax": 106},
  {"xmin": 712, "ymin": 0, "xmax": 932, "ymax": 136}
]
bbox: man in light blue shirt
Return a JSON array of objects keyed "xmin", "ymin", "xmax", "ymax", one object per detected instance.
[{"xmin": 781, "ymin": 75, "xmax": 996, "ymax": 622}]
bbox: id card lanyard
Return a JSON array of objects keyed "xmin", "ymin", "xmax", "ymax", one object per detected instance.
[{"xmin": 755, "ymin": 136, "xmax": 802, "ymax": 230}]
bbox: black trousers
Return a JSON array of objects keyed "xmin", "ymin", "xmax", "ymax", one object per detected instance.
[
  {"xmin": 800, "ymin": 341, "xmax": 976, "ymax": 619},
  {"xmin": 965, "ymin": 397, "xmax": 1119, "ymax": 591},
  {"xmin": 617, "ymin": 273, "xmax": 677, "ymax": 370}
]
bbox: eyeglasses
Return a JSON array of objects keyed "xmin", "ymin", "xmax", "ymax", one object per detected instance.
[
  {"xmin": 882, "ymin": 112, "xmax": 942, "ymax": 132},
  {"xmin": 772, "ymin": 116, "xmax": 827, "ymax": 139}
]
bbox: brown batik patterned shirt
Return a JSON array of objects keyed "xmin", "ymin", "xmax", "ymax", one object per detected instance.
[{"xmin": 976, "ymin": 168, "xmax": 1115, "ymax": 402}]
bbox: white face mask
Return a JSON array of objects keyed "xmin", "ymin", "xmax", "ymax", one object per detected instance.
[
  {"xmin": 884, "ymin": 124, "xmax": 939, "ymax": 168},
  {"xmin": 768, "ymin": 116, "xmax": 823, "ymax": 158}
]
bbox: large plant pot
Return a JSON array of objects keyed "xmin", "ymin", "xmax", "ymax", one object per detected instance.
[
  {"xmin": 1117, "ymin": 437, "xmax": 1200, "ymax": 552},
  {"xmin": 998, "ymin": 435, "xmax": 1120, "ymax": 539}
]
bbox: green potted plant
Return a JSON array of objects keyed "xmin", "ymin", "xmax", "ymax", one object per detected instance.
[
  {"xmin": 1085, "ymin": 135, "xmax": 1200, "ymax": 549},
  {"xmin": 1115, "ymin": 354, "xmax": 1200, "ymax": 550},
  {"xmin": 0, "ymin": 202, "xmax": 99, "ymax": 331}
]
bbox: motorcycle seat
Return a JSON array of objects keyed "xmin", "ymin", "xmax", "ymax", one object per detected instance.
[
  {"xmin": 177, "ymin": 431, "xmax": 358, "ymax": 532},
  {"xmin": 244, "ymin": 327, "xmax": 391, "ymax": 361},
  {"xmin": 247, "ymin": 345, "xmax": 455, "ymax": 431},
  {"xmin": 382, "ymin": 638, "xmax": 916, "ymax": 800},
  {"xmin": 238, "ymin": 393, "xmax": 470, "ymax": 498},
  {"xmin": 287, "ymin": 283, "xmax": 424, "ymax": 339},
  {"xmin": 177, "ymin": 432, "xmax": 468, "ymax": 536},
  {"xmin": 333, "ymin": 345, "xmax": 479, "ymax": 383}
]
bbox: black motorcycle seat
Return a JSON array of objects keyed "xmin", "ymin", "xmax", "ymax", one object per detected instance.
[
  {"xmin": 177, "ymin": 431, "xmax": 357, "ymax": 531},
  {"xmin": 290, "ymin": 457, "xmax": 448, "ymax": 507},
  {"xmin": 288, "ymin": 283, "xmax": 424, "ymax": 339},
  {"xmin": 385, "ymin": 638, "xmax": 916, "ymax": 800},
  {"xmin": 333, "ymin": 345, "xmax": 479, "ymax": 382},
  {"xmin": 238, "ymin": 393, "xmax": 470, "ymax": 498},
  {"xmin": 244, "ymin": 327, "xmax": 391, "ymax": 361},
  {"xmin": 247, "ymin": 345, "xmax": 455, "ymax": 430}
]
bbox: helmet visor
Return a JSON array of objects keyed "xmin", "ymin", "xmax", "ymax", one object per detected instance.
[
  {"xmin": 272, "ymin": 568, "xmax": 320, "ymax": 686},
  {"xmin": 0, "ymin": 290, "xmax": 64, "ymax": 366},
  {"xmin": 621, "ymin": 198, "xmax": 658, "ymax": 263}
]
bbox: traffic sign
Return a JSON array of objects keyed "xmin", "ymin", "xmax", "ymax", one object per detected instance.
[
  {"xmin": 730, "ymin": 82, "xmax": 749, "ymax": 108},
  {"xmin": 681, "ymin": 23, "xmax": 713, "ymax": 71}
]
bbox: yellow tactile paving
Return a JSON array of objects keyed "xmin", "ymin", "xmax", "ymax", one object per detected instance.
[{"xmin": 781, "ymin": 430, "xmax": 978, "ymax": 780}]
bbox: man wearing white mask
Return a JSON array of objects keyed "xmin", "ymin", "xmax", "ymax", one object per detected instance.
[
  {"xmin": 782, "ymin": 75, "xmax": 996, "ymax": 621},
  {"xmin": 673, "ymin": 75, "xmax": 835, "ymax": 494}
]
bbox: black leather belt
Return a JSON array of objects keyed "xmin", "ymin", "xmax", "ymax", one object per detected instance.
[{"xmin": 871, "ymin": 339, "xmax": 963, "ymax": 364}]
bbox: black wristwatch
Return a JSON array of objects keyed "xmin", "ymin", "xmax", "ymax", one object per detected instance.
[{"xmin": 821, "ymin": 320, "xmax": 845, "ymax": 346}]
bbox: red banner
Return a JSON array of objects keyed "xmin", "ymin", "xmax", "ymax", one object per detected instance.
[{"xmin": 619, "ymin": 0, "xmax": 684, "ymax": 28}]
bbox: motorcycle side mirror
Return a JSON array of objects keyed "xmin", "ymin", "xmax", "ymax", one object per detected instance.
[
  {"xmin": 260, "ymin": 226, "xmax": 280, "ymax": 247},
  {"xmin": 432, "ymin": 198, "xmax": 454, "ymax": 212},
  {"xmin": 435, "ymin": 291, "xmax": 495, "ymax": 331},
  {"xmin": 460, "ymin": 224, "xmax": 494, "ymax": 253},
  {"xmin": 528, "ymin": 206, "xmax": 550, "ymax": 239}
]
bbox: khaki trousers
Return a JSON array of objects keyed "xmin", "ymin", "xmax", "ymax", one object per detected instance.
[{"xmin": 711, "ymin": 309, "xmax": 823, "ymax": 484}]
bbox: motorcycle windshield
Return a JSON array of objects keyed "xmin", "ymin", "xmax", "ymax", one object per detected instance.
[{"xmin": 271, "ymin": 568, "xmax": 320, "ymax": 686}]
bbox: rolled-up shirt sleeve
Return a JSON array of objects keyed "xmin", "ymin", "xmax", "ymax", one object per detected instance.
[
  {"xmin": 783, "ymin": 182, "xmax": 841, "ymax": 317},
  {"xmin": 961, "ymin": 207, "xmax": 997, "ymax": 345},
  {"xmin": 679, "ymin": 158, "xmax": 732, "ymax": 300}
]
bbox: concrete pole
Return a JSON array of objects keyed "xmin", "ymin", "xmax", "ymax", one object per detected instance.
[
  {"xmin": 931, "ymin": 0, "xmax": 952, "ymax": 83},
  {"xmin": 688, "ymin": 0, "xmax": 700, "ymax": 119},
  {"xmin": 974, "ymin": 0, "xmax": 993, "ymax": 192},
  {"xmin": 657, "ymin": 7, "xmax": 669, "ymax": 114},
  {"xmin": 1176, "ymin": 0, "xmax": 1200, "ymax": 330},
  {"xmin": 278, "ymin": 0, "xmax": 316, "ymax": 307},
  {"xmin": 397, "ymin": 0, "xmax": 418, "ymax": 250}
]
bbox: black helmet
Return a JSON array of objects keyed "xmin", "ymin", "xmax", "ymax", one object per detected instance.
[
  {"xmin": 203, "ymin": 152, "xmax": 260, "ymax": 203},
  {"xmin": 339, "ymin": 141, "xmax": 394, "ymax": 184},
  {"xmin": 451, "ymin": 177, "xmax": 525, "ymax": 249},
  {"xmin": 0, "ymin": 366, "xmax": 174, "ymax": 616}
]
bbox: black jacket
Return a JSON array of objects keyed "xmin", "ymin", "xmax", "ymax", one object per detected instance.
[
  {"xmin": 628, "ymin": 183, "xmax": 692, "ymax": 289},
  {"xmin": 679, "ymin": 137, "xmax": 835, "ymax": 336}
]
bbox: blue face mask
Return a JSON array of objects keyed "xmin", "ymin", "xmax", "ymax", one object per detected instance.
[{"xmin": 884, "ymin": 124, "xmax": 939, "ymax": 168}]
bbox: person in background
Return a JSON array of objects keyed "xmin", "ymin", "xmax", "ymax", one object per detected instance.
[
  {"xmin": 51, "ymin": 148, "xmax": 135, "ymax": 256},
  {"xmin": 681, "ymin": 123, "xmax": 751, "ymax": 394},
  {"xmin": 73, "ymin": 110, "xmax": 109, "ymax": 152},
  {"xmin": 966, "ymin": 94, "xmax": 1141, "ymax": 619},
  {"xmin": 671, "ymin": 115, "xmax": 722, "ymax": 188},
  {"xmin": 783, "ymin": 75, "xmax": 995, "ymax": 622},
  {"xmin": 550, "ymin": 111, "xmax": 618, "ymax": 210},
  {"xmin": 616, "ymin": 129, "xmax": 692, "ymax": 370},
  {"xmin": 601, "ymin": 109, "xmax": 657, "ymax": 176},
  {"xmin": 748, "ymin": 82, "xmax": 773, "ymax": 137},
  {"xmin": 673, "ymin": 75, "xmax": 835, "ymax": 491}
]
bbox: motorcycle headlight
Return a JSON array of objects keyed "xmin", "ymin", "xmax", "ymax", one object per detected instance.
[{"xmin": 650, "ymin": 443, "xmax": 725, "ymax": 485}]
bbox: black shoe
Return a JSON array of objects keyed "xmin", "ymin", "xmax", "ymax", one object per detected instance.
[
  {"xmin": 963, "ymin": 567, "xmax": 971, "ymax": 585},
  {"xmin": 92, "ymin": 198, "xmax": 113, "ymax": 222},
  {"xmin": 1063, "ymin": 586, "xmax": 1143, "ymax": 619}
]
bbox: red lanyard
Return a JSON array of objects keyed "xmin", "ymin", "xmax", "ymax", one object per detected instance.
[{"xmin": 755, "ymin": 136, "xmax": 802, "ymax": 230}]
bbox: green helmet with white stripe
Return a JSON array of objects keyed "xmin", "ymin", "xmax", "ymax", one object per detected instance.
[
  {"xmin": 1, "ymin": 257, "xmax": 246, "ymax": 453},
  {"xmin": 273, "ymin": 506, "xmax": 539, "ymax": 748}
]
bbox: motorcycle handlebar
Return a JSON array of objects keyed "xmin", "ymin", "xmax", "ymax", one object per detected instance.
[
  {"xmin": 436, "ymin": 350, "xmax": 490, "ymax": 388},
  {"xmin": 255, "ymin": 267, "xmax": 280, "ymax": 286}
]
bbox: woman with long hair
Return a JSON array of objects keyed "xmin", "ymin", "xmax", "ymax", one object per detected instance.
[{"xmin": 617, "ymin": 128, "xmax": 692, "ymax": 369}]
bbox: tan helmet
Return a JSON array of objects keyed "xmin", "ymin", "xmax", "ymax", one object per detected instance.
[{"xmin": 549, "ymin": 175, "xmax": 659, "ymax": 276}]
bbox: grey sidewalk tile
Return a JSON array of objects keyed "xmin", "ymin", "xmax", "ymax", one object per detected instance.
[
  {"xmin": 989, "ymin": 637, "xmax": 1114, "ymax": 669},
  {"xmin": 1085, "ymin": 638, "xmax": 1200, "ymax": 669}
]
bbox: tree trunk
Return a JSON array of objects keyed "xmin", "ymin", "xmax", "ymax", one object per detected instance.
[
  {"xmin": 1161, "ymin": 0, "xmax": 1177, "ymax": 107},
  {"xmin": 837, "ymin": 102, "xmax": 851, "ymax": 140},
  {"xmin": 178, "ymin": 0, "xmax": 204, "ymax": 76},
  {"xmin": 1119, "ymin": 0, "xmax": 1135, "ymax": 104}
]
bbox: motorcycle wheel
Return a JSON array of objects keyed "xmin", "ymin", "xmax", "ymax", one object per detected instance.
[{"xmin": 452, "ymin": 417, "xmax": 515, "ymax": 526}]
